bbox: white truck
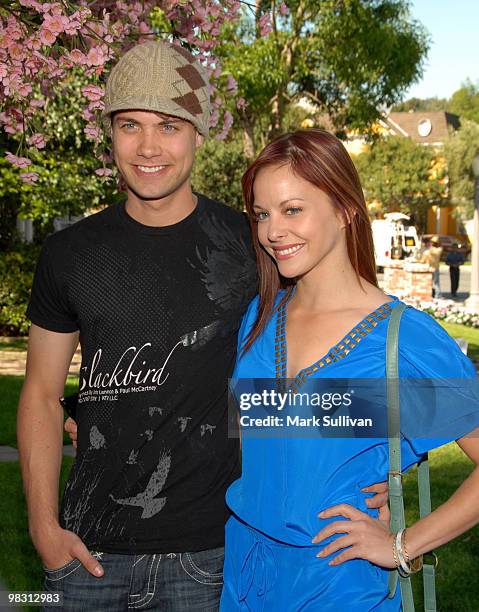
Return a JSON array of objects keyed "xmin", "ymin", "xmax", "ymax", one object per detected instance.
[{"xmin": 371, "ymin": 213, "xmax": 419, "ymax": 270}]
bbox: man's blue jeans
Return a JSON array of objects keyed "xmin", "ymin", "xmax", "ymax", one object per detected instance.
[{"xmin": 43, "ymin": 547, "xmax": 224, "ymax": 611}]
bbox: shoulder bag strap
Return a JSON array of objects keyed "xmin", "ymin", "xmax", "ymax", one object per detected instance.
[
  {"xmin": 385, "ymin": 303, "xmax": 415, "ymax": 611},
  {"xmin": 418, "ymin": 456, "xmax": 437, "ymax": 611}
]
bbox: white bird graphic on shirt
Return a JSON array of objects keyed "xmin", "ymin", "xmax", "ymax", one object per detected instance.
[{"xmin": 110, "ymin": 450, "xmax": 171, "ymax": 518}]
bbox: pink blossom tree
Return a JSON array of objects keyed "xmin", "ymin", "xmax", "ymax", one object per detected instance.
[{"xmin": 0, "ymin": 0, "xmax": 247, "ymax": 180}]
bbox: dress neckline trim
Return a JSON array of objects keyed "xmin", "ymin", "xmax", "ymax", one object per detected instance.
[{"xmin": 274, "ymin": 296, "xmax": 396, "ymax": 391}]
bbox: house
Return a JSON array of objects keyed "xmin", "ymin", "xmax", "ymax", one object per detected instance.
[
  {"xmin": 343, "ymin": 111, "xmax": 461, "ymax": 236},
  {"xmin": 381, "ymin": 111, "xmax": 460, "ymax": 146}
]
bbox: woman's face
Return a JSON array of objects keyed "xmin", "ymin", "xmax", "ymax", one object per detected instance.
[{"xmin": 252, "ymin": 163, "xmax": 347, "ymax": 280}]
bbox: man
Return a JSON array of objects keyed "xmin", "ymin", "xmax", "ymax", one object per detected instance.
[
  {"xmin": 421, "ymin": 236, "xmax": 443, "ymax": 298},
  {"xmin": 445, "ymin": 244, "xmax": 465, "ymax": 297},
  {"xmin": 18, "ymin": 40, "xmax": 388, "ymax": 611},
  {"xmin": 18, "ymin": 40, "xmax": 257, "ymax": 611}
]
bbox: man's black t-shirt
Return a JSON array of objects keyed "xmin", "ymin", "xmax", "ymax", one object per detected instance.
[{"xmin": 27, "ymin": 195, "xmax": 257, "ymax": 553}]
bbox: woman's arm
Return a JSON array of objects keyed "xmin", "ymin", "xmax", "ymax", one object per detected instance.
[
  {"xmin": 404, "ymin": 433, "xmax": 479, "ymax": 559},
  {"xmin": 312, "ymin": 434, "xmax": 479, "ymax": 568}
]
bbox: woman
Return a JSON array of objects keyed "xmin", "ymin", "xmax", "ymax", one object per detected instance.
[{"xmin": 220, "ymin": 129, "xmax": 479, "ymax": 611}]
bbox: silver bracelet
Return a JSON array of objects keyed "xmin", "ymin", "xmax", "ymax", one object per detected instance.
[{"xmin": 395, "ymin": 529, "xmax": 411, "ymax": 576}]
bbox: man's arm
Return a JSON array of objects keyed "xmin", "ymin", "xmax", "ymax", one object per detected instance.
[{"xmin": 17, "ymin": 324, "xmax": 103, "ymax": 576}]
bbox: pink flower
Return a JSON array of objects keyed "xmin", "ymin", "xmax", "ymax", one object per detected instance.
[
  {"xmin": 28, "ymin": 133, "xmax": 47, "ymax": 149},
  {"xmin": 20, "ymin": 171, "xmax": 40, "ymax": 184},
  {"xmin": 259, "ymin": 13, "xmax": 273, "ymax": 36},
  {"xmin": 64, "ymin": 19, "xmax": 81, "ymax": 36},
  {"xmin": 39, "ymin": 28, "xmax": 56, "ymax": 46},
  {"xmin": 9, "ymin": 43, "xmax": 25, "ymax": 61},
  {"xmin": 82, "ymin": 108, "xmax": 96, "ymax": 122},
  {"xmin": 236, "ymin": 97, "xmax": 247, "ymax": 110},
  {"xmin": 88, "ymin": 100, "xmax": 105, "ymax": 111},
  {"xmin": 111, "ymin": 21, "xmax": 125, "ymax": 37},
  {"xmin": 86, "ymin": 46, "xmax": 107, "ymax": 67},
  {"xmin": 81, "ymin": 84, "xmax": 104, "ymax": 102},
  {"xmin": 216, "ymin": 110, "xmax": 234, "ymax": 140},
  {"xmin": 18, "ymin": 82, "xmax": 33, "ymax": 96},
  {"xmin": 138, "ymin": 21, "xmax": 151, "ymax": 33},
  {"xmin": 6, "ymin": 152, "xmax": 32, "ymax": 168},
  {"xmin": 95, "ymin": 168, "xmax": 113, "ymax": 177},
  {"xmin": 2, "ymin": 74, "xmax": 21, "ymax": 96},
  {"xmin": 226, "ymin": 75, "xmax": 237, "ymax": 92},
  {"xmin": 223, "ymin": 110, "xmax": 233, "ymax": 130},
  {"xmin": 43, "ymin": 14, "xmax": 68, "ymax": 35},
  {"xmin": 209, "ymin": 109, "xmax": 219, "ymax": 128},
  {"xmin": 69, "ymin": 49, "xmax": 87, "ymax": 66},
  {"xmin": 84, "ymin": 123, "xmax": 102, "ymax": 142},
  {"xmin": 279, "ymin": 2, "xmax": 289, "ymax": 16},
  {"xmin": 0, "ymin": 63, "xmax": 7, "ymax": 79}
]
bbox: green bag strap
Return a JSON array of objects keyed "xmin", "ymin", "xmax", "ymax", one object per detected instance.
[
  {"xmin": 385, "ymin": 303, "xmax": 415, "ymax": 611},
  {"xmin": 386, "ymin": 302, "xmax": 437, "ymax": 611},
  {"xmin": 418, "ymin": 457, "xmax": 437, "ymax": 612}
]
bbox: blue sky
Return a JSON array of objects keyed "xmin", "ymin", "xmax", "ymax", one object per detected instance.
[{"xmin": 404, "ymin": 0, "xmax": 479, "ymax": 100}]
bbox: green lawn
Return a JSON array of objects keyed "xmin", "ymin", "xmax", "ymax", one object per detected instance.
[
  {"xmin": 0, "ymin": 448, "xmax": 477, "ymax": 610},
  {"xmin": 439, "ymin": 321, "xmax": 479, "ymax": 363},
  {"xmin": 0, "ymin": 458, "xmax": 73, "ymax": 612},
  {"xmin": 0, "ymin": 376, "xmax": 78, "ymax": 447},
  {"xmin": 0, "ymin": 337, "xmax": 28, "ymax": 352},
  {"xmin": 404, "ymin": 444, "xmax": 479, "ymax": 611}
]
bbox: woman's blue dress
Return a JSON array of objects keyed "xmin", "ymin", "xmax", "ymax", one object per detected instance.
[{"xmin": 220, "ymin": 293, "xmax": 479, "ymax": 611}]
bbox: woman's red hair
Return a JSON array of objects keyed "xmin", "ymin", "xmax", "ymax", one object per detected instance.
[{"xmin": 242, "ymin": 128, "xmax": 377, "ymax": 352}]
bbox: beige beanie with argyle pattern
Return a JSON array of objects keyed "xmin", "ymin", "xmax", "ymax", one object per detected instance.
[{"xmin": 103, "ymin": 41, "xmax": 210, "ymax": 136}]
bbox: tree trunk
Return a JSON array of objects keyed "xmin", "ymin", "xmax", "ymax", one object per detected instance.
[
  {"xmin": 268, "ymin": 92, "xmax": 285, "ymax": 140},
  {"xmin": 242, "ymin": 122, "xmax": 256, "ymax": 159}
]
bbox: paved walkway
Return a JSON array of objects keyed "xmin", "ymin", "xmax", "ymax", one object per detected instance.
[
  {"xmin": 0, "ymin": 445, "xmax": 75, "ymax": 462},
  {"xmin": 0, "ymin": 346, "xmax": 81, "ymax": 377}
]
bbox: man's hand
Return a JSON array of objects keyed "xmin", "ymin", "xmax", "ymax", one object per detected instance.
[
  {"xmin": 362, "ymin": 481, "xmax": 390, "ymax": 524},
  {"xmin": 64, "ymin": 417, "xmax": 78, "ymax": 449},
  {"xmin": 33, "ymin": 522, "xmax": 103, "ymax": 577}
]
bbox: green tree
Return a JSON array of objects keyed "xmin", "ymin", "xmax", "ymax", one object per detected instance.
[
  {"xmin": 0, "ymin": 74, "xmax": 122, "ymax": 244},
  {"xmin": 445, "ymin": 120, "xmax": 479, "ymax": 220},
  {"xmin": 192, "ymin": 138, "xmax": 248, "ymax": 210},
  {"xmin": 218, "ymin": 0, "xmax": 429, "ymax": 156},
  {"xmin": 447, "ymin": 80, "xmax": 479, "ymax": 124},
  {"xmin": 0, "ymin": 152, "xmax": 23, "ymax": 250},
  {"xmin": 355, "ymin": 137, "xmax": 446, "ymax": 232},
  {"xmin": 391, "ymin": 97, "xmax": 448, "ymax": 112}
]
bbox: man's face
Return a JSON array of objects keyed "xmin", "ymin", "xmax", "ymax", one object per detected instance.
[{"xmin": 111, "ymin": 110, "xmax": 203, "ymax": 206}]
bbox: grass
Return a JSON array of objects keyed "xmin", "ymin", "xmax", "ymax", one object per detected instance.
[
  {"xmin": 404, "ymin": 444, "xmax": 479, "ymax": 611},
  {"xmin": 0, "ymin": 376, "xmax": 78, "ymax": 447},
  {"xmin": 439, "ymin": 321, "xmax": 479, "ymax": 363},
  {"xmin": 0, "ymin": 458, "xmax": 73, "ymax": 612},
  {"xmin": 0, "ymin": 337, "xmax": 28, "ymax": 352},
  {"xmin": 0, "ymin": 448, "xmax": 477, "ymax": 611}
]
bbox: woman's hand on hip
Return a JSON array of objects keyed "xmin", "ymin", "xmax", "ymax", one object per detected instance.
[{"xmin": 312, "ymin": 503, "xmax": 396, "ymax": 568}]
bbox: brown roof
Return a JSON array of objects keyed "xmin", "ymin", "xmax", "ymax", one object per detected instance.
[{"xmin": 384, "ymin": 111, "xmax": 460, "ymax": 144}]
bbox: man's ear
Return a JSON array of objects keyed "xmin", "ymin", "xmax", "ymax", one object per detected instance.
[{"xmin": 195, "ymin": 131, "xmax": 205, "ymax": 148}]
